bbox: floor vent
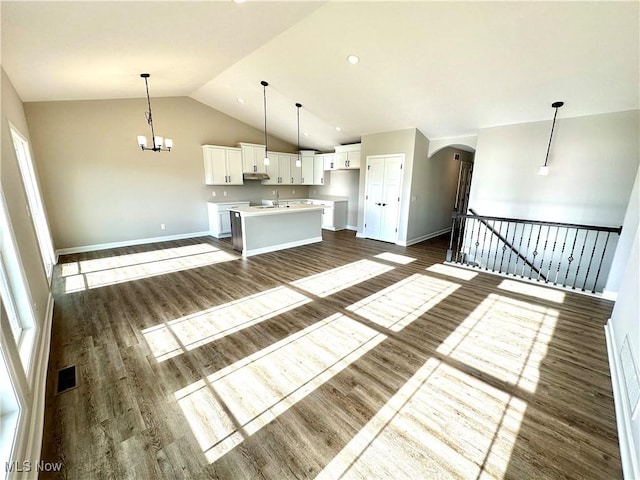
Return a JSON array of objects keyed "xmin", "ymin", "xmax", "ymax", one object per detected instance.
[{"xmin": 56, "ymin": 365, "xmax": 77, "ymax": 394}]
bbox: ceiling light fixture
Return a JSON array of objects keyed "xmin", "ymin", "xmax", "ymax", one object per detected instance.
[
  {"xmin": 539, "ymin": 101, "xmax": 564, "ymax": 175},
  {"xmin": 346, "ymin": 55, "xmax": 360, "ymax": 65},
  {"xmin": 237, "ymin": 97, "xmax": 245, "ymax": 104},
  {"xmin": 295, "ymin": 102, "xmax": 302, "ymax": 168},
  {"xmin": 136, "ymin": 73, "xmax": 172, "ymax": 152},
  {"xmin": 261, "ymin": 80, "xmax": 270, "ymax": 166},
  {"xmin": 335, "ymin": 126, "xmax": 342, "ymax": 131}
]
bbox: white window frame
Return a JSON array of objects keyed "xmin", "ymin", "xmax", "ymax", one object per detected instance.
[
  {"xmin": 0, "ymin": 344, "xmax": 22, "ymax": 480},
  {"xmin": 0, "ymin": 192, "xmax": 36, "ymax": 375},
  {"xmin": 9, "ymin": 123, "xmax": 55, "ymax": 282}
]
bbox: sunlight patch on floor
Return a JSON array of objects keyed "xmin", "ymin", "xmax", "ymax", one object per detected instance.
[
  {"xmin": 60, "ymin": 243, "xmax": 219, "ymax": 275},
  {"xmin": 142, "ymin": 286, "xmax": 311, "ymax": 362},
  {"xmin": 174, "ymin": 313, "xmax": 387, "ymax": 464},
  {"xmin": 317, "ymin": 359, "xmax": 527, "ymax": 479},
  {"xmin": 291, "ymin": 259, "xmax": 393, "ymax": 297},
  {"xmin": 498, "ymin": 279, "xmax": 566, "ymax": 303},
  {"xmin": 373, "ymin": 252, "xmax": 416, "ymax": 265},
  {"xmin": 63, "ymin": 248, "xmax": 237, "ymax": 293},
  {"xmin": 346, "ymin": 274, "xmax": 460, "ymax": 331},
  {"xmin": 426, "ymin": 263, "xmax": 478, "ymax": 280},
  {"xmin": 437, "ymin": 293, "xmax": 558, "ymax": 393}
]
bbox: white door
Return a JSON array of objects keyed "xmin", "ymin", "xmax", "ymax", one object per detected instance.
[{"xmin": 364, "ymin": 155, "xmax": 403, "ymax": 242}]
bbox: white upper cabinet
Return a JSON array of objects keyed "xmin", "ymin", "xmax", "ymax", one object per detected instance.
[
  {"xmin": 313, "ymin": 156, "xmax": 325, "ymax": 185},
  {"xmin": 322, "ymin": 153, "xmax": 336, "ymax": 171},
  {"xmin": 239, "ymin": 143, "xmax": 267, "ymax": 174},
  {"xmin": 301, "ymin": 155, "xmax": 315, "ymax": 185},
  {"xmin": 334, "ymin": 144, "xmax": 361, "ymax": 169},
  {"xmin": 290, "ymin": 155, "xmax": 302, "ymax": 184},
  {"xmin": 203, "ymin": 145, "xmax": 243, "ymax": 185}
]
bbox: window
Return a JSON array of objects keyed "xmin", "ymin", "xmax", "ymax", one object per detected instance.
[
  {"xmin": 0, "ymin": 193, "xmax": 36, "ymax": 374},
  {"xmin": 9, "ymin": 124, "xmax": 55, "ymax": 281},
  {"xmin": 0, "ymin": 342, "xmax": 21, "ymax": 480}
]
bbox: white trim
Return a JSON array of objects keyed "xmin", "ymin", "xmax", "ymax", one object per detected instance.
[
  {"xmin": 605, "ymin": 320, "xmax": 640, "ymax": 480},
  {"xmin": 397, "ymin": 227, "xmax": 452, "ymax": 246},
  {"xmin": 602, "ymin": 289, "xmax": 619, "ymax": 301},
  {"xmin": 25, "ymin": 293, "xmax": 53, "ymax": 464},
  {"xmin": 346, "ymin": 225, "xmax": 358, "ymax": 231},
  {"xmin": 243, "ymin": 237, "xmax": 323, "ymax": 257},
  {"xmin": 55, "ymin": 231, "xmax": 211, "ymax": 256},
  {"xmin": 356, "ymin": 232, "xmax": 365, "ymax": 238}
]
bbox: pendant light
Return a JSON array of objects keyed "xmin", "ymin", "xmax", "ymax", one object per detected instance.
[
  {"xmin": 295, "ymin": 102, "xmax": 302, "ymax": 167},
  {"xmin": 539, "ymin": 101, "xmax": 564, "ymax": 175},
  {"xmin": 261, "ymin": 81, "xmax": 270, "ymax": 166},
  {"xmin": 136, "ymin": 73, "xmax": 173, "ymax": 152}
]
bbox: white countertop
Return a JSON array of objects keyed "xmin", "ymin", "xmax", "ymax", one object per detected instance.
[{"xmin": 230, "ymin": 204, "xmax": 324, "ymax": 216}]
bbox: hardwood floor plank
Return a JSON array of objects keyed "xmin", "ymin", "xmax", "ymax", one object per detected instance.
[{"xmin": 40, "ymin": 231, "xmax": 621, "ymax": 479}]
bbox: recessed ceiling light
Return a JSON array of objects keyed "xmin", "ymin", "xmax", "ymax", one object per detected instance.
[
  {"xmin": 237, "ymin": 97, "xmax": 245, "ymax": 104},
  {"xmin": 335, "ymin": 126, "xmax": 342, "ymax": 131},
  {"xmin": 346, "ymin": 55, "xmax": 360, "ymax": 65},
  {"xmin": 303, "ymin": 132, "xmax": 310, "ymax": 137},
  {"xmin": 233, "ymin": 0, "xmax": 246, "ymax": 3}
]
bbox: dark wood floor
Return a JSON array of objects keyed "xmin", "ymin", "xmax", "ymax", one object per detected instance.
[{"xmin": 41, "ymin": 230, "xmax": 621, "ymax": 479}]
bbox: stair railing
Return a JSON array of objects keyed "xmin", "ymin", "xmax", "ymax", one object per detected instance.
[{"xmin": 446, "ymin": 209, "xmax": 622, "ymax": 294}]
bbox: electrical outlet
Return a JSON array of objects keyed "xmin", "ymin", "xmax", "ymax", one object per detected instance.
[
  {"xmin": 160, "ymin": 224, "xmax": 165, "ymax": 230},
  {"xmin": 212, "ymin": 191, "xmax": 216, "ymax": 197},
  {"xmin": 273, "ymin": 190, "xmax": 276, "ymax": 195},
  {"xmin": 292, "ymin": 189, "xmax": 296, "ymax": 194},
  {"xmin": 223, "ymin": 191, "xmax": 228, "ymax": 197}
]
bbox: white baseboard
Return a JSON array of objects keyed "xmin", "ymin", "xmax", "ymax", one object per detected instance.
[
  {"xmin": 604, "ymin": 320, "xmax": 639, "ymax": 480},
  {"xmin": 602, "ymin": 289, "xmax": 619, "ymax": 301},
  {"xmin": 355, "ymin": 232, "xmax": 365, "ymax": 238},
  {"xmin": 346, "ymin": 225, "xmax": 358, "ymax": 231},
  {"xmin": 397, "ymin": 227, "xmax": 451, "ymax": 247},
  {"xmin": 55, "ymin": 231, "xmax": 211, "ymax": 256},
  {"xmin": 244, "ymin": 236, "xmax": 323, "ymax": 257}
]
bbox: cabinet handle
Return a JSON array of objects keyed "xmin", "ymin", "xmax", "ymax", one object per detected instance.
[
  {"xmin": 331, "ymin": 162, "xmax": 334, "ymax": 169},
  {"xmin": 228, "ymin": 175, "xmax": 231, "ymax": 182},
  {"xmin": 254, "ymin": 165, "xmax": 257, "ymax": 172},
  {"xmin": 301, "ymin": 177, "xmax": 304, "ymax": 183},
  {"xmin": 291, "ymin": 177, "xmax": 293, "ymax": 183},
  {"xmin": 321, "ymin": 177, "xmax": 324, "ymax": 184}
]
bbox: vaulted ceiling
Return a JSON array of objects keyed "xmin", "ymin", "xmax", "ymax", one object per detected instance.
[{"xmin": 2, "ymin": 1, "xmax": 638, "ymax": 151}]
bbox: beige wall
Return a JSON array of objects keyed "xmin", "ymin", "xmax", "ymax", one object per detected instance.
[
  {"xmin": 1, "ymin": 66, "xmax": 52, "ymax": 465},
  {"xmin": 358, "ymin": 128, "xmax": 417, "ymax": 240},
  {"xmin": 24, "ymin": 97, "xmax": 298, "ymax": 250},
  {"xmin": 314, "ymin": 169, "xmax": 360, "ymax": 228},
  {"xmin": 1, "ymin": 68, "xmax": 50, "ymax": 326}
]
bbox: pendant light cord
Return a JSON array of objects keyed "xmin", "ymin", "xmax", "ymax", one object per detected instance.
[
  {"xmin": 262, "ymin": 81, "xmax": 269, "ymax": 152},
  {"xmin": 543, "ymin": 101, "xmax": 564, "ymax": 168}
]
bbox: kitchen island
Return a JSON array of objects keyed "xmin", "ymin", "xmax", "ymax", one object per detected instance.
[{"xmin": 229, "ymin": 204, "xmax": 323, "ymax": 257}]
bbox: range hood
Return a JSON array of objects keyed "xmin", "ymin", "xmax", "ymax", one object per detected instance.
[{"xmin": 243, "ymin": 172, "xmax": 270, "ymax": 180}]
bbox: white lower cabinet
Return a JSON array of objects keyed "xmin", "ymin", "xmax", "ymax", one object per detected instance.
[{"xmin": 208, "ymin": 201, "xmax": 250, "ymax": 238}]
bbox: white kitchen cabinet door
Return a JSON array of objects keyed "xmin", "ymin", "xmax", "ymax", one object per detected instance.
[
  {"xmin": 263, "ymin": 152, "xmax": 279, "ymax": 185},
  {"xmin": 323, "ymin": 153, "xmax": 336, "ymax": 171},
  {"xmin": 279, "ymin": 154, "xmax": 292, "ymax": 185},
  {"xmin": 290, "ymin": 155, "xmax": 302, "ymax": 184},
  {"xmin": 203, "ymin": 146, "xmax": 243, "ymax": 185},
  {"xmin": 239, "ymin": 143, "xmax": 267, "ymax": 174},
  {"xmin": 313, "ymin": 156, "xmax": 325, "ymax": 185},
  {"xmin": 301, "ymin": 156, "xmax": 314, "ymax": 185},
  {"xmin": 347, "ymin": 150, "xmax": 361, "ymax": 169},
  {"xmin": 364, "ymin": 154, "xmax": 404, "ymax": 243}
]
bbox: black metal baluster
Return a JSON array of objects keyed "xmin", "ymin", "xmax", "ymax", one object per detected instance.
[
  {"xmin": 521, "ymin": 224, "xmax": 534, "ymax": 278},
  {"xmin": 529, "ymin": 224, "xmax": 543, "ymax": 281},
  {"xmin": 498, "ymin": 221, "xmax": 511, "ymax": 273},
  {"xmin": 515, "ymin": 222, "xmax": 526, "ymax": 276},
  {"xmin": 571, "ymin": 229, "xmax": 590, "ymax": 289},
  {"xmin": 537, "ymin": 225, "xmax": 550, "ymax": 281},
  {"xmin": 563, "ymin": 228, "xmax": 580, "ymax": 287},
  {"xmin": 480, "ymin": 219, "xmax": 489, "ymax": 267},
  {"xmin": 473, "ymin": 218, "xmax": 482, "ymax": 265},
  {"xmin": 555, "ymin": 228, "xmax": 570, "ymax": 286},
  {"xmin": 546, "ymin": 226, "xmax": 560, "ymax": 284},
  {"xmin": 491, "ymin": 220, "xmax": 503, "ymax": 271},
  {"xmin": 591, "ymin": 232, "xmax": 612, "ymax": 294},
  {"xmin": 455, "ymin": 215, "xmax": 465, "ymax": 263},
  {"xmin": 581, "ymin": 231, "xmax": 600, "ymax": 291},
  {"xmin": 446, "ymin": 214, "xmax": 457, "ymax": 262},
  {"xmin": 467, "ymin": 216, "xmax": 478, "ymax": 266}
]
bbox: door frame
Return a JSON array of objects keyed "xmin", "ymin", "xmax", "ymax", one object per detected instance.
[{"xmin": 363, "ymin": 153, "xmax": 405, "ymax": 243}]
